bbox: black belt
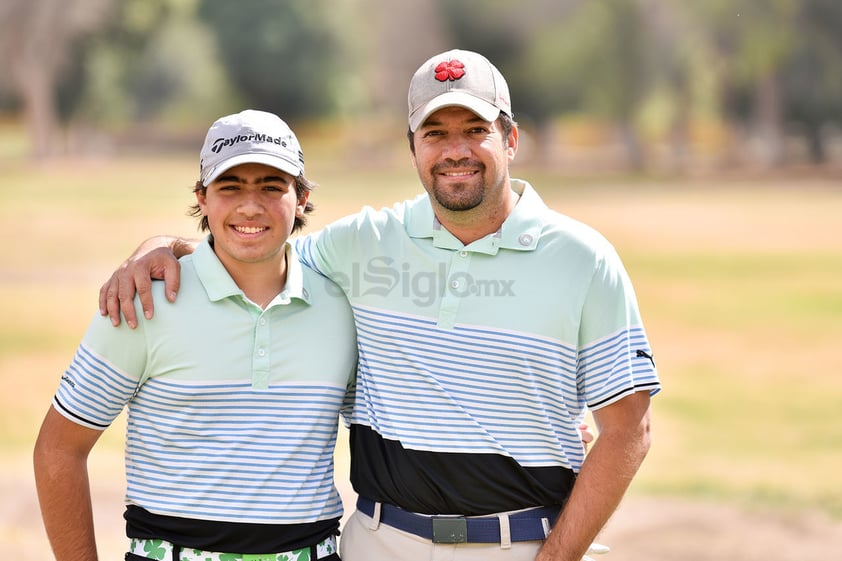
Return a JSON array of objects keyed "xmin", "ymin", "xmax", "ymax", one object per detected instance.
[{"xmin": 356, "ymin": 497, "xmax": 560, "ymax": 544}]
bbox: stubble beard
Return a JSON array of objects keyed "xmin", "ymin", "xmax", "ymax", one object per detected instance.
[{"xmin": 428, "ymin": 162, "xmax": 486, "ymax": 212}]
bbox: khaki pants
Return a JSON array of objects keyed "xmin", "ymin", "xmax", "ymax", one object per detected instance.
[{"xmin": 340, "ymin": 509, "xmax": 544, "ymax": 561}]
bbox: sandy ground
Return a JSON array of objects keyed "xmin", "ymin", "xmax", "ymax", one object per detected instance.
[{"xmin": 6, "ymin": 454, "xmax": 841, "ymax": 561}]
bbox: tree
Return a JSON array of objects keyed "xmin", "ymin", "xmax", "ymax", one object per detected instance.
[
  {"xmin": 517, "ymin": 0, "xmax": 654, "ymax": 169},
  {"xmin": 0, "ymin": 0, "xmax": 114, "ymax": 159},
  {"xmin": 198, "ymin": 0, "xmax": 347, "ymax": 122},
  {"xmin": 685, "ymin": 0, "xmax": 798, "ymax": 167},
  {"xmin": 781, "ymin": 0, "xmax": 842, "ymax": 163}
]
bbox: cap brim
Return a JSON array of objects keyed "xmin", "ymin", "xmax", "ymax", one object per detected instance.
[
  {"xmin": 409, "ymin": 92, "xmax": 501, "ymax": 132},
  {"xmin": 202, "ymin": 153, "xmax": 301, "ymax": 185}
]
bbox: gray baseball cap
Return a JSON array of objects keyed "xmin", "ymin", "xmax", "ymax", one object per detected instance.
[
  {"xmin": 408, "ymin": 49, "xmax": 512, "ymax": 132},
  {"xmin": 199, "ymin": 110, "xmax": 304, "ymax": 186}
]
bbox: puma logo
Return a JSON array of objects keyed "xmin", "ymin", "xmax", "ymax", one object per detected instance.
[{"xmin": 635, "ymin": 349, "xmax": 655, "ymax": 366}]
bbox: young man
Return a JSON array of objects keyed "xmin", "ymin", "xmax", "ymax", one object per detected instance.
[
  {"xmin": 34, "ymin": 110, "xmax": 357, "ymax": 561},
  {"xmin": 99, "ymin": 50, "xmax": 660, "ymax": 561}
]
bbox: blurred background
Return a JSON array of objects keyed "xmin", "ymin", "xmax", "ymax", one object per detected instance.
[
  {"xmin": 3, "ymin": 0, "xmax": 842, "ymax": 171},
  {"xmin": 1, "ymin": 1, "xmax": 841, "ymax": 560}
]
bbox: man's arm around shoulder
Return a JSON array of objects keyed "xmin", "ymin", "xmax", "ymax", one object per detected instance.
[{"xmin": 98, "ymin": 235, "xmax": 199, "ymax": 328}]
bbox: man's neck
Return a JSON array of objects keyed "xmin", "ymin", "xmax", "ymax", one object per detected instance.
[
  {"xmin": 434, "ymin": 187, "xmax": 520, "ymax": 246},
  {"xmin": 225, "ymin": 250, "xmax": 288, "ymax": 310}
]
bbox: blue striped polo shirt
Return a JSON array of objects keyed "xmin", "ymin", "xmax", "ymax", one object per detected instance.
[
  {"xmin": 297, "ymin": 179, "xmax": 660, "ymax": 515},
  {"xmin": 53, "ymin": 239, "xmax": 358, "ymax": 527}
]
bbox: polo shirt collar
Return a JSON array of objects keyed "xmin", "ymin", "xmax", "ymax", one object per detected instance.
[
  {"xmin": 405, "ymin": 179, "xmax": 546, "ymax": 255},
  {"xmin": 192, "ymin": 237, "xmax": 311, "ymax": 305}
]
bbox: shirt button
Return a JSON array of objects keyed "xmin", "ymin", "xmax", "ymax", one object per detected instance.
[
  {"xmin": 450, "ymin": 280, "xmax": 460, "ymax": 289},
  {"xmin": 257, "ymin": 348, "xmax": 266, "ymax": 357},
  {"xmin": 259, "ymin": 318, "xmax": 267, "ymax": 326},
  {"xmin": 518, "ymin": 234, "xmax": 534, "ymax": 246},
  {"xmin": 459, "ymin": 250, "xmax": 468, "ymax": 257}
]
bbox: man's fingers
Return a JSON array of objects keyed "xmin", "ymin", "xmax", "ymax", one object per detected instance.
[
  {"xmin": 579, "ymin": 422, "xmax": 595, "ymax": 443},
  {"xmin": 137, "ymin": 269, "xmax": 159, "ymax": 319},
  {"xmin": 579, "ymin": 422, "xmax": 595, "ymax": 453},
  {"xmin": 100, "ymin": 243, "xmax": 182, "ymax": 328},
  {"xmin": 100, "ymin": 265, "xmax": 128, "ymax": 326},
  {"xmin": 587, "ymin": 543, "xmax": 610, "ymax": 555},
  {"xmin": 116, "ymin": 278, "xmax": 138, "ymax": 327},
  {"xmin": 118, "ymin": 271, "xmax": 146, "ymax": 328},
  {"xmin": 99, "ymin": 280, "xmax": 112, "ymax": 318},
  {"xmin": 105, "ymin": 284, "xmax": 123, "ymax": 326},
  {"xmin": 162, "ymin": 259, "xmax": 181, "ymax": 303}
]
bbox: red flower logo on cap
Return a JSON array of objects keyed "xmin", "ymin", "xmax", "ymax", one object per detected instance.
[{"xmin": 435, "ymin": 60, "xmax": 465, "ymax": 82}]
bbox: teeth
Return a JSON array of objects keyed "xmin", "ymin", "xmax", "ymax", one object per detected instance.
[
  {"xmin": 443, "ymin": 171, "xmax": 472, "ymax": 177},
  {"xmin": 234, "ymin": 226, "xmax": 265, "ymax": 234}
]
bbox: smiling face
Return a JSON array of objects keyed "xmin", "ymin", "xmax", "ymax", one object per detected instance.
[
  {"xmin": 196, "ymin": 162, "xmax": 308, "ymax": 276},
  {"xmin": 408, "ymin": 106, "xmax": 520, "ymax": 245},
  {"xmin": 410, "ymin": 106, "xmax": 517, "ymax": 216}
]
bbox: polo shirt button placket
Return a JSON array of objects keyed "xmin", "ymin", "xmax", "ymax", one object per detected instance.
[
  {"xmin": 252, "ymin": 311, "xmax": 271, "ymax": 389},
  {"xmin": 436, "ymin": 249, "xmax": 472, "ymax": 329}
]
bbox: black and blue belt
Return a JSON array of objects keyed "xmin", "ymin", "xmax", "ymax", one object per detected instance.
[{"xmin": 356, "ymin": 496, "xmax": 560, "ymax": 544}]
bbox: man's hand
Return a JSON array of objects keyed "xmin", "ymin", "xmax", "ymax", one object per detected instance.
[
  {"xmin": 580, "ymin": 423, "xmax": 595, "ymax": 452},
  {"xmin": 98, "ymin": 236, "xmax": 194, "ymax": 328}
]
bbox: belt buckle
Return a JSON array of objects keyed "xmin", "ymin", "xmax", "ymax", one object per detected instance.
[
  {"xmin": 432, "ymin": 517, "xmax": 468, "ymax": 544},
  {"xmin": 242, "ymin": 555, "xmax": 277, "ymax": 561}
]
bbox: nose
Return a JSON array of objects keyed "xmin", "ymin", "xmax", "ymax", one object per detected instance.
[
  {"xmin": 440, "ymin": 135, "xmax": 472, "ymax": 162},
  {"xmin": 237, "ymin": 191, "xmax": 264, "ymax": 216}
]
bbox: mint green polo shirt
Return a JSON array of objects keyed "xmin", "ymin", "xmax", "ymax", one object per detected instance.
[
  {"xmin": 54, "ymin": 238, "xmax": 358, "ymax": 524},
  {"xmin": 298, "ymin": 179, "xmax": 660, "ymax": 474}
]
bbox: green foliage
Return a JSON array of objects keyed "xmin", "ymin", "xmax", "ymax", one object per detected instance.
[
  {"xmin": 56, "ymin": 0, "xmax": 169, "ymax": 122},
  {"xmin": 523, "ymin": 0, "xmax": 651, "ymax": 121},
  {"xmin": 9, "ymin": 0, "xmax": 842, "ymax": 167},
  {"xmin": 780, "ymin": 0, "xmax": 842, "ymax": 161},
  {"xmin": 678, "ymin": 0, "xmax": 798, "ymax": 117},
  {"xmin": 56, "ymin": 0, "xmax": 236, "ymax": 126},
  {"xmin": 130, "ymin": 17, "xmax": 239, "ymax": 123},
  {"xmin": 197, "ymin": 0, "xmax": 345, "ymax": 121}
]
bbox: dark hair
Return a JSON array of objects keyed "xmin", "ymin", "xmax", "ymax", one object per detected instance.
[
  {"xmin": 406, "ymin": 112, "xmax": 517, "ymax": 154},
  {"xmin": 188, "ymin": 174, "xmax": 316, "ymax": 233}
]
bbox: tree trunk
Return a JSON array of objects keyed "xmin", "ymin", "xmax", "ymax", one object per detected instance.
[
  {"xmin": 619, "ymin": 120, "xmax": 646, "ymax": 172},
  {"xmin": 754, "ymin": 72, "xmax": 785, "ymax": 167},
  {"xmin": 804, "ymin": 122, "xmax": 826, "ymax": 164},
  {"xmin": 18, "ymin": 64, "xmax": 59, "ymax": 160}
]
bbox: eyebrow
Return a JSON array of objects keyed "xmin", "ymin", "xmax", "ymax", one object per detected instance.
[
  {"xmin": 421, "ymin": 114, "xmax": 489, "ymax": 128},
  {"xmin": 215, "ymin": 174, "xmax": 291, "ymax": 184}
]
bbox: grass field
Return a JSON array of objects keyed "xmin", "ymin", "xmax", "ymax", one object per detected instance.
[{"xmin": 1, "ymin": 151, "xmax": 841, "ymax": 556}]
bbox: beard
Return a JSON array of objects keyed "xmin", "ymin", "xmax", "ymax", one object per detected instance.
[{"xmin": 428, "ymin": 160, "xmax": 486, "ymax": 211}]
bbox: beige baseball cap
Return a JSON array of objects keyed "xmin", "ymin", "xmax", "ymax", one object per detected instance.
[
  {"xmin": 199, "ymin": 109, "xmax": 304, "ymax": 186},
  {"xmin": 408, "ymin": 49, "xmax": 512, "ymax": 132}
]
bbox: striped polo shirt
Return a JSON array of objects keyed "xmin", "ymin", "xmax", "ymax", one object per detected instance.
[
  {"xmin": 53, "ymin": 239, "xmax": 358, "ymax": 527},
  {"xmin": 297, "ymin": 179, "xmax": 660, "ymax": 515}
]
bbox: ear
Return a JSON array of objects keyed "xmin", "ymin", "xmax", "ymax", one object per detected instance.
[
  {"xmin": 408, "ymin": 131, "xmax": 419, "ymax": 170},
  {"xmin": 295, "ymin": 190, "xmax": 311, "ymax": 218},
  {"xmin": 196, "ymin": 187, "xmax": 209, "ymax": 216},
  {"xmin": 506, "ymin": 124, "xmax": 519, "ymax": 162}
]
